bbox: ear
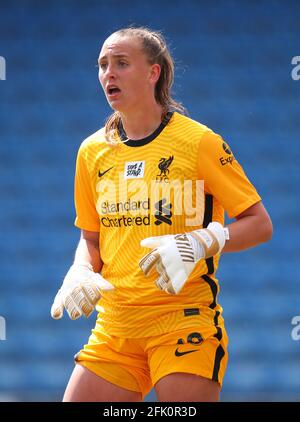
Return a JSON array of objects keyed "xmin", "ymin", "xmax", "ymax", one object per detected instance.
[{"xmin": 149, "ymin": 63, "xmax": 161, "ymax": 85}]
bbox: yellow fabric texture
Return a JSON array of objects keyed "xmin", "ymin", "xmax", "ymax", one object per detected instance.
[
  {"xmin": 74, "ymin": 112, "xmax": 261, "ymax": 338},
  {"xmin": 76, "ymin": 322, "xmax": 228, "ymax": 398}
]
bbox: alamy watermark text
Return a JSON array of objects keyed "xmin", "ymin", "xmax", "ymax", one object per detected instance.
[
  {"xmin": 0, "ymin": 316, "xmax": 6, "ymax": 340},
  {"xmin": 0, "ymin": 56, "xmax": 6, "ymax": 80},
  {"xmin": 291, "ymin": 56, "xmax": 300, "ymax": 80}
]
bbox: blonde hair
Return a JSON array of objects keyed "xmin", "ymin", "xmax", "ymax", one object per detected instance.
[{"xmin": 103, "ymin": 27, "xmax": 186, "ymax": 145}]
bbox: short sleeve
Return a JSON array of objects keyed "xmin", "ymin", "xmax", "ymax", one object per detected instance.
[
  {"xmin": 198, "ymin": 131, "xmax": 261, "ymax": 218},
  {"xmin": 74, "ymin": 145, "xmax": 100, "ymax": 232}
]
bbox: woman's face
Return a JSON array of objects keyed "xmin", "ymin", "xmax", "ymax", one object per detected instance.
[{"xmin": 98, "ymin": 34, "xmax": 159, "ymax": 113}]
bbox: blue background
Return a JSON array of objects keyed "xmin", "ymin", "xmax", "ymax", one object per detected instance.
[{"xmin": 0, "ymin": 0, "xmax": 300, "ymax": 401}]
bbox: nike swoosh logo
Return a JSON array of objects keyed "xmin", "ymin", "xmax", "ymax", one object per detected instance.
[
  {"xmin": 175, "ymin": 348, "xmax": 199, "ymax": 357},
  {"xmin": 98, "ymin": 166, "xmax": 113, "ymax": 178}
]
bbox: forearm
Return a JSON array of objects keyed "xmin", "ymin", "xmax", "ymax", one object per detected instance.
[
  {"xmin": 74, "ymin": 237, "xmax": 102, "ymax": 273},
  {"xmin": 223, "ymin": 212, "xmax": 273, "ymax": 253}
]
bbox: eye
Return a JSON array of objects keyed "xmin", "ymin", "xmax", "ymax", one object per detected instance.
[
  {"xmin": 98, "ymin": 62, "xmax": 107, "ymax": 70},
  {"xmin": 119, "ymin": 61, "xmax": 128, "ymax": 67}
]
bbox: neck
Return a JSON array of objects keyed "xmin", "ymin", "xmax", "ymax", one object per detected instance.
[{"xmin": 120, "ymin": 102, "xmax": 164, "ymax": 140}]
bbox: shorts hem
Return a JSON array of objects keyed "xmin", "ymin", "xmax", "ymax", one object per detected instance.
[{"xmin": 152, "ymin": 369, "xmax": 223, "ymax": 388}]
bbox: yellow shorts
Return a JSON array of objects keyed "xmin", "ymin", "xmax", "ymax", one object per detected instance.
[{"xmin": 75, "ymin": 324, "xmax": 228, "ymax": 399}]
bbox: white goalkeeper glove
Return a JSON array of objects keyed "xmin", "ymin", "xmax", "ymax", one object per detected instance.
[
  {"xmin": 139, "ymin": 222, "xmax": 228, "ymax": 294},
  {"xmin": 51, "ymin": 263, "xmax": 114, "ymax": 320}
]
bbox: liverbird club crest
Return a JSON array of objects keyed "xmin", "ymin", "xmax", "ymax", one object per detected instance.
[{"xmin": 156, "ymin": 155, "xmax": 174, "ymax": 182}]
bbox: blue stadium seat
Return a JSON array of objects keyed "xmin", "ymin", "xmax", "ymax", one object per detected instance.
[{"xmin": 1, "ymin": 0, "xmax": 299, "ymax": 401}]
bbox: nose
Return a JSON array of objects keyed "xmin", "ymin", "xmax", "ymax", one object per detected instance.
[{"xmin": 105, "ymin": 62, "xmax": 116, "ymax": 80}]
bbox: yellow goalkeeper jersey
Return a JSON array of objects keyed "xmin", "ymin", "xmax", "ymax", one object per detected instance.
[{"xmin": 74, "ymin": 111, "xmax": 261, "ymax": 337}]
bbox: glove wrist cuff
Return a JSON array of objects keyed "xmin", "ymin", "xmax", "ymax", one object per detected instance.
[
  {"xmin": 191, "ymin": 222, "xmax": 227, "ymax": 259},
  {"xmin": 190, "ymin": 229, "xmax": 219, "ymax": 258}
]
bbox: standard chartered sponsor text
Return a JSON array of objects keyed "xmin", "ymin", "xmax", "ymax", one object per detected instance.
[
  {"xmin": 101, "ymin": 214, "xmax": 150, "ymax": 227},
  {"xmin": 96, "ymin": 174, "xmax": 204, "ymax": 226},
  {"xmin": 100, "ymin": 198, "xmax": 150, "ymax": 214}
]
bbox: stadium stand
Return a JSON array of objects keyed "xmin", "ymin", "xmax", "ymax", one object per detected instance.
[{"xmin": 0, "ymin": 0, "xmax": 300, "ymax": 401}]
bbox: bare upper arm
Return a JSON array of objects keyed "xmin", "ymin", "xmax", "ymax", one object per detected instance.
[
  {"xmin": 80, "ymin": 229, "xmax": 100, "ymax": 245},
  {"xmin": 235, "ymin": 200, "xmax": 273, "ymax": 239},
  {"xmin": 235, "ymin": 201, "xmax": 271, "ymax": 221}
]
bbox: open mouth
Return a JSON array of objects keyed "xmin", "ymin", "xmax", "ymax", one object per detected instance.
[{"xmin": 107, "ymin": 86, "xmax": 121, "ymax": 95}]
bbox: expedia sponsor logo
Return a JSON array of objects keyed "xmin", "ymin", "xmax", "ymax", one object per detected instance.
[
  {"xmin": 124, "ymin": 161, "xmax": 145, "ymax": 179},
  {"xmin": 154, "ymin": 199, "xmax": 172, "ymax": 225},
  {"xmin": 220, "ymin": 156, "xmax": 235, "ymax": 166},
  {"xmin": 220, "ymin": 142, "xmax": 235, "ymax": 166},
  {"xmin": 222, "ymin": 142, "xmax": 232, "ymax": 155}
]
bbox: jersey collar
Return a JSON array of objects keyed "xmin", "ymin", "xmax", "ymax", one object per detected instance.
[{"xmin": 117, "ymin": 111, "xmax": 173, "ymax": 147}]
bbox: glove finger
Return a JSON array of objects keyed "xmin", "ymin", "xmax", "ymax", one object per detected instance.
[
  {"xmin": 139, "ymin": 250, "xmax": 160, "ymax": 275},
  {"xmin": 156, "ymin": 272, "xmax": 177, "ymax": 295},
  {"xmin": 70, "ymin": 286, "xmax": 95, "ymax": 318},
  {"xmin": 140, "ymin": 235, "xmax": 170, "ymax": 249},
  {"xmin": 156, "ymin": 268, "xmax": 187, "ymax": 295},
  {"xmin": 51, "ymin": 290, "xmax": 64, "ymax": 319},
  {"xmin": 155, "ymin": 260, "xmax": 167, "ymax": 276},
  {"xmin": 82, "ymin": 282, "xmax": 102, "ymax": 306},
  {"xmin": 155, "ymin": 271, "xmax": 169, "ymax": 291},
  {"xmin": 79, "ymin": 298, "xmax": 94, "ymax": 318},
  {"xmin": 64, "ymin": 293, "xmax": 82, "ymax": 320}
]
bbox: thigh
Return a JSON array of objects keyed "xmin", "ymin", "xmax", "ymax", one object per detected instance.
[
  {"xmin": 63, "ymin": 364, "xmax": 142, "ymax": 402},
  {"xmin": 72, "ymin": 329, "xmax": 152, "ymax": 399},
  {"xmin": 155, "ymin": 372, "xmax": 220, "ymax": 402},
  {"xmin": 149, "ymin": 326, "xmax": 228, "ymax": 402}
]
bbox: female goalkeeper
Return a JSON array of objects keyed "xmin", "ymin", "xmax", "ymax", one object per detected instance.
[{"xmin": 51, "ymin": 27, "xmax": 272, "ymax": 402}]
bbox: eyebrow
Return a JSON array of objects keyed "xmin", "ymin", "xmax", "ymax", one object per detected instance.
[{"xmin": 98, "ymin": 53, "xmax": 129, "ymax": 62}]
